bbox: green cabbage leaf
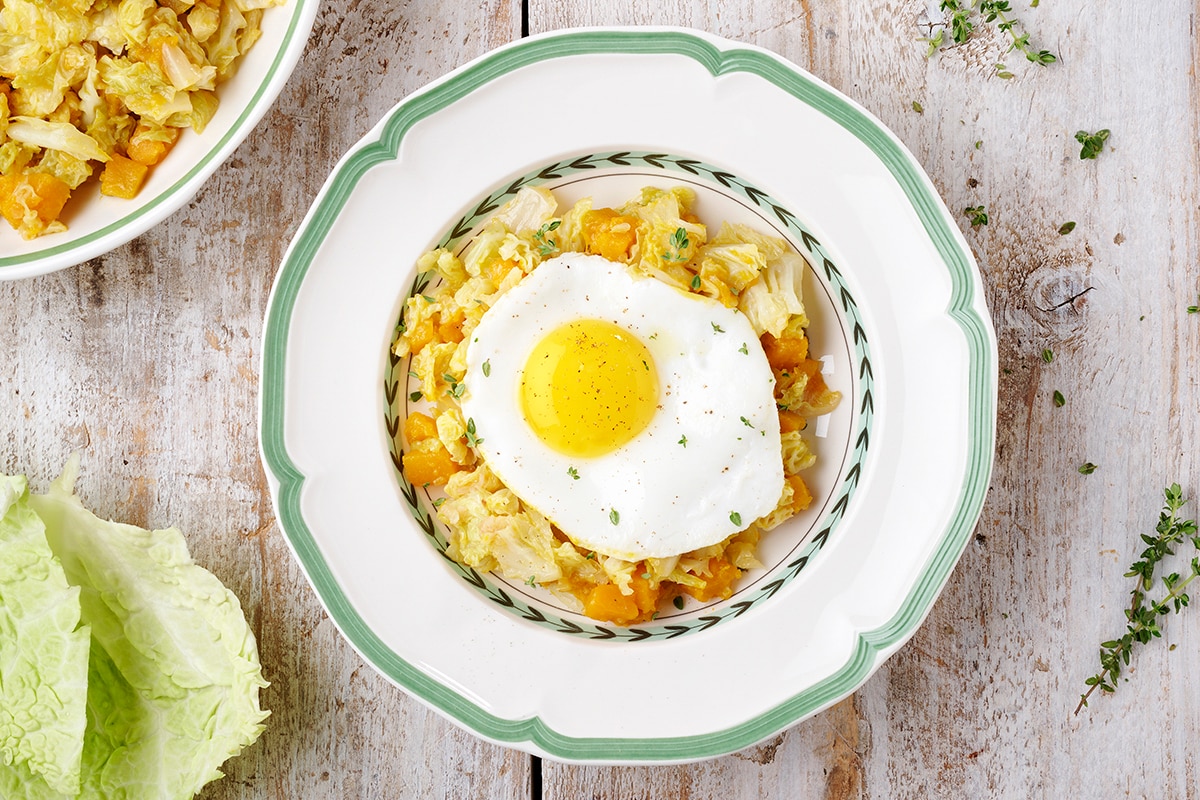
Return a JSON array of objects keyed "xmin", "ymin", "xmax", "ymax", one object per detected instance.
[
  {"xmin": 0, "ymin": 475, "xmax": 91, "ymax": 799},
  {"xmin": 0, "ymin": 458, "xmax": 268, "ymax": 800}
]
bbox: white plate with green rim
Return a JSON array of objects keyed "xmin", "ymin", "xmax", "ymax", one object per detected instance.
[
  {"xmin": 259, "ymin": 27, "xmax": 997, "ymax": 763},
  {"xmin": 0, "ymin": 0, "xmax": 319, "ymax": 280}
]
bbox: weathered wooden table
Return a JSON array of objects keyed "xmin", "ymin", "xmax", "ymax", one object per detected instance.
[{"xmin": 3, "ymin": 2, "xmax": 1198, "ymax": 798}]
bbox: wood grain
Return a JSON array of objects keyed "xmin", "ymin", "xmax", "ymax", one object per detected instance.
[{"xmin": 2, "ymin": 1, "xmax": 1198, "ymax": 798}]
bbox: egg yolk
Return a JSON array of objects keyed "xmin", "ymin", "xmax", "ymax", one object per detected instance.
[{"xmin": 520, "ymin": 319, "xmax": 659, "ymax": 457}]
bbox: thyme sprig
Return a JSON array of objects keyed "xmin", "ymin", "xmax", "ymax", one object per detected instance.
[
  {"xmin": 1076, "ymin": 484, "xmax": 1199, "ymax": 714},
  {"xmin": 924, "ymin": 0, "xmax": 1056, "ymax": 76},
  {"xmin": 464, "ymin": 417, "xmax": 483, "ymax": 448},
  {"xmin": 534, "ymin": 220, "xmax": 561, "ymax": 256},
  {"xmin": 443, "ymin": 373, "xmax": 466, "ymax": 399}
]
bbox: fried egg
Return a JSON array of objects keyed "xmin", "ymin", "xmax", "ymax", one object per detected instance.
[{"xmin": 461, "ymin": 252, "xmax": 782, "ymax": 561}]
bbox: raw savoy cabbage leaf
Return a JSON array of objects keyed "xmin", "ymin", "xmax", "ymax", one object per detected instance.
[
  {"xmin": 0, "ymin": 475, "xmax": 90, "ymax": 798},
  {"xmin": 0, "ymin": 458, "xmax": 268, "ymax": 799}
]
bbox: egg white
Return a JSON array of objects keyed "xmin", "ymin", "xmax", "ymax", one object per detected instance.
[{"xmin": 461, "ymin": 253, "xmax": 783, "ymax": 561}]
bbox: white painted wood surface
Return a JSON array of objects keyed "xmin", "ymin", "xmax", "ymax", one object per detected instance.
[{"xmin": 2, "ymin": 2, "xmax": 1197, "ymax": 798}]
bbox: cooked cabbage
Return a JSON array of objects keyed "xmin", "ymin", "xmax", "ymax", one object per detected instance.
[
  {"xmin": 738, "ymin": 250, "xmax": 809, "ymax": 337},
  {"xmin": 781, "ymin": 431, "xmax": 816, "ymax": 474},
  {"xmin": 622, "ymin": 185, "xmax": 707, "ymax": 288},
  {"xmin": 395, "ymin": 185, "xmax": 844, "ymax": 626},
  {"xmin": 485, "ymin": 509, "xmax": 562, "ymax": 585},
  {"xmin": 421, "ymin": 248, "xmax": 468, "ymax": 292},
  {"xmin": 6, "ymin": 116, "xmax": 108, "ymax": 162},
  {"xmin": 492, "ymin": 185, "xmax": 557, "ymax": 235},
  {"xmin": 755, "ymin": 481, "xmax": 797, "ymax": 532},
  {"xmin": 0, "ymin": 0, "xmax": 283, "ymax": 238},
  {"xmin": 436, "ymin": 407, "xmax": 474, "ymax": 466}
]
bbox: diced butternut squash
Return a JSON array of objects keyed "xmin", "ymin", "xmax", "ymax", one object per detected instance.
[
  {"xmin": 402, "ymin": 445, "xmax": 461, "ymax": 487},
  {"xmin": 405, "ymin": 318, "xmax": 435, "ymax": 354},
  {"xmin": 435, "ymin": 310, "xmax": 465, "ymax": 343},
  {"xmin": 628, "ymin": 571, "xmax": 660, "ymax": 619},
  {"xmin": 583, "ymin": 583, "xmax": 640, "ymax": 625},
  {"xmin": 0, "ymin": 172, "xmax": 72, "ymax": 240},
  {"xmin": 99, "ymin": 154, "xmax": 149, "ymax": 200},
  {"xmin": 798, "ymin": 358, "xmax": 829, "ymax": 398},
  {"xmin": 482, "ymin": 256, "xmax": 519, "ymax": 286},
  {"xmin": 761, "ymin": 333, "xmax": 809, "ymax": 370},
  {"xmin": 126, "ymin": 124, "xmax": 177, "ymax": 166},
  {"xmin": 403, "ymin": 411, "xmax": 439, "ymax": 444},
  {"xmin": 684, "ymin": 558, "xmax": 740, "ymax": 603},
  {"xmin": 125, "ymin": 137, "xmax": 167, "ymax": 166},
  {"xmin": 778, "ymin": 409, "xmax": 807, "ymax": 433},
  {"xmin": 786, "ymin": 474, "xmax": 813, "ymax": 513},
  {"xmin": 129, "ymin": 33, "xmax": 178, "ymax": 68},
  {"xmin": 581, "ymin": 208, "xmax": 640, "ymax": 262}
]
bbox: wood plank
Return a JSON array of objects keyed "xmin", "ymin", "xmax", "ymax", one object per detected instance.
[
  {"xmin": 852, "ymin": 2, "xmax": 1200, "ymax": 798},
  {"xmin": 528, "ymin": 1, "xmax": 869, "ymax": 795},
  {"xmin": 192, "ymin": 0, "xmax": 532, "ymax": 793},
  {"xmin": 534, "ymin": 2, "xmax": 1200, "ymax": 799},
  {"xmin": 1, "ymin": 2, "xmax": 530, "ymax": 799}
]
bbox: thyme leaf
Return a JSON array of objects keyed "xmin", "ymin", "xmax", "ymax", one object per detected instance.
[{"xmin": 1075, "ymin": 129, "xmax": 1111, "ymax": 160}]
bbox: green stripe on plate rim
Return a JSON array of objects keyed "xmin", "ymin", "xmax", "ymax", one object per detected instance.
[
  {"xmin": 382, "ymin": 150, "xmax": 873, "ymax": 641},
  {"xmin": 260, "ymin": 29, "xmax": 996, "ymax": 761},
  {"xmin": 0, "ymin": 0, "xmax": 315, "ymax": 272}
]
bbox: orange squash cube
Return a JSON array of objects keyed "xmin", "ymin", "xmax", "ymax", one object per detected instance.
[
  {"xmin": 403, "ymin": 412, "xmax": 439, "ymax": 444},
  {"xmin": 684, "ymin": 558, "xmax": 740, "ymax": 603},
  {"xmin": 798, "ymin": 358, "xmax": 830, "ymax": 399},
  {"xmin": 0, "ymin": 172, "xmax": 72, "ymax": 239},
  {"xmin": 628, "ymin": 571, "xmax": 660, "ymax": 619},
  {"xmin": 99, "ymin": 155, "xmax": 149, "ymax": 200},
  {"xmin": 787, "ymin": 475, "xmax": 813, "ymax": 513},
  {"xmin": 778, "ymin": 409, "xmax": 807, "ymax": 433},
  {"xmin": 402, "ymin": 445, "xmax": 460, "ymax": 487},
  {"xmin": 126, "ymin": 125, "xmax": 177, "ymax": 166},
  {"xmin": 405, "ymin": 317, "xmax": 435, "ymax": 354},
  {"xmin": 583, "ymin": 583, "xmax": 640, "ymax": 625},
  {"xmin": 582, "ymin": 208, "xmax": 640, "ymax": 262},
  {"xmin": 761, "ymin": 333, "xmax": 809, "ymax": 370},
  {"xmin": 435, "ymin": 310, "xmax": 465, "ymax": 343}
]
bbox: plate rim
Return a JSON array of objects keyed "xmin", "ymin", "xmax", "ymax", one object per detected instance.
[
  {"xmin": 258, "ymin": 26, "xmax": 997, "ymax": 763},
  {"xmin": 0, "ymin": 0, "xmax": 320, "ymax": 281}
]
